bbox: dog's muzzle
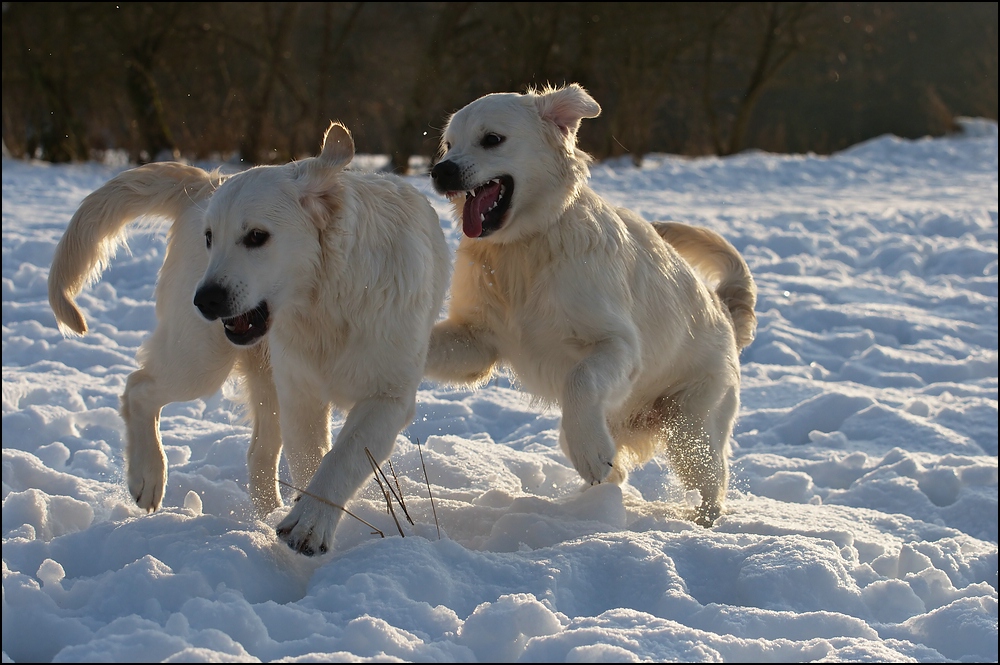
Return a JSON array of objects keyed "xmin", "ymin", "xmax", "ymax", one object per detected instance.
[
  {"xmin": 193, "ymin": 284, "xmax": 270, "ymax": 346},
  {"xmin": 430, "ymin": 159, "xmax": 463, "ymax": 194},
  {"xmin": 431, "ymin": 160, "xmax": 514, "ymax": 239}
]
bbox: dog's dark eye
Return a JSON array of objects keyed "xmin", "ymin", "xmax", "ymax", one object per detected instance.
[
  {"xmin": 481, "ymin": 133, "xmax": 504, "ymax": 149},
  {"xmin": 444, "ymin": 141, "xmax": 451, "ymax": 151},
  {"xmin": 204, "ymin": 230, "xmax": 212, "ymax": 249},
  {"xmin": 242, "ymin": 229, "xmax": 270, "ymax": 248}
]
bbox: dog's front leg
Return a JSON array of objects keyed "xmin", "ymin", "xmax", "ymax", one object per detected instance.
[
  {"xmin": 560, "ymin": 337, "xmax": 638, "ymax": 485},
  {"xmin": 276, "ymin": 393, "xmax": 415, "ymax": 556},
  {"xmin": 425, "ymin": 320, "xmax": 499, "ymax": 385}
]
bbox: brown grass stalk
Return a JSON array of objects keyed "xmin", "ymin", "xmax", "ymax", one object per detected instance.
[
  {"xmin": 365, "ymin": 448, "xmax": 406, "ymax": 537},
  {"xmin": 416, "ymin": 438, "xmax": 441, "ymax": 540},
  {"xmin": 277, "ymin": 479, "xmax": 385, "ymax": 537}
]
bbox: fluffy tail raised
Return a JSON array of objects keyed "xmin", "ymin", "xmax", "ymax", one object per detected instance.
[
  {"xmin": 48, "ymin": 162, "xmax": 221, "ymax": 335},
  {"xmin": 653, "ymin": 221, "xmax": 757, "ymax": 350}
]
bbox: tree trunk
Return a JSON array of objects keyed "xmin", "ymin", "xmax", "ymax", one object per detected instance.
[
  {"xmin": 125, "ymin": 54, "xmax": 177, "ymax": 163},
  {"xmin": 239, "ymin": 3, "xmax": 301, "ymax": 165},
  {"xmin": 387, "ymin": 2, "xmax": 472, "ymax": 174}
]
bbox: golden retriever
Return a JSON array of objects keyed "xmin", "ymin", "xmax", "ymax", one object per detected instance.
[
  {"xmin": 48, "ymin": 122, "xmax": 450, "ymax": 554},
  {"xmin": 425, "ymin": 84, "xmax": 756, "ymax": 526}
]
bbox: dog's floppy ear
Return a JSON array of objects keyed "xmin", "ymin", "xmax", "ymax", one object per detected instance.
[
  {"xmin": 296, "ymin": 121, "xmax": 353, "ymax": 229},
  {"xmin": 535, "ymin": 83, "xmax": 602, "ymax": 139},
  {"xmin": 319, "ymin": 121, "xmax": 355, "ymax": 169}
]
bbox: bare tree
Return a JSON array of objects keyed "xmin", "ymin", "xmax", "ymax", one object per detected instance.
[
  {"xmin": 1, "ymin": 2, "xmax": 97, "ymax": 161},
  {"xmin": 95, "ymin": 3, "xmax": 188, "ymax": 163},
  {"xmin": 503, "ymin": 3, "xmax": 565, "ymax": 87},
  {"xmin": 586, "ymin": 4, "xmax": 702, "ymax": 164},
  {"xmin": 243, "ymin": 2, "xmax": 366, "ymax": 160},
  {"xmin": 309, "ymin": 3, "xmax": 364, "ymax": 146},
  {"xmin": 700, "ymin": 2, "xmax": 823, "ymax": 155},
  {"xmin": 190, "ymin": 3, "xmax": 305, "ymax": 164},
  {"xmin": 2, "ymin": 2, "xmax": 996, "ymax": 164},
  {"xmin": 386, "ymin": 2, "xmax": 473, "ymax": 173},
  {"xmin": 239, "ymin": 3, "xmax": 301, "ymax": 164}
]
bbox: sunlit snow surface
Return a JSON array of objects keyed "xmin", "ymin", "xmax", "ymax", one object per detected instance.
[{"xmin": 2, "ymin": 119, "xmax": 996, "ymax": 663}]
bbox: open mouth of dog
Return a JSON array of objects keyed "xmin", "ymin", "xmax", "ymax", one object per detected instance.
[
  {"xmin": 456, "ymin": 175, "xmax": 514, "ymax": 238},
  {"xmin": 222, "ymin": 301, "xmax": 270, "ymax": 346}
]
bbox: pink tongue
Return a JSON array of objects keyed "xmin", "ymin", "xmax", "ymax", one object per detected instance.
[
  {"xmin": 462, "ymin": 181, "xmax": 501, "ymax": 238},
  {"xmin": 230, "ymin": 314, "xmax": 251, "ymax": 334}
]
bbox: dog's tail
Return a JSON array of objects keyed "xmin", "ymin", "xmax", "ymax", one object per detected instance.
[
  {"xmin": 48, "ymin": 162, "xmax": 221, "ymax": 335},
  {"xmin": 653, "ymin": 221, "xmax": 757, "ymax": 350}
]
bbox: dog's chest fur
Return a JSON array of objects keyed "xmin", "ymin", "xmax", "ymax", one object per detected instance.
[
  {"xmin": 453, "ymin": 237, "xmax": 596, "ymax": 397},
  {"xmin": 268, "ymin": 205, "xmax": 440, "ymax": 406}
]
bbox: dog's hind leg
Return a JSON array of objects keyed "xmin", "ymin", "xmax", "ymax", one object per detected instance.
[
  {"xmin": 655, "ymin": 379, "xmax": 737, "ymax": 527},
  {"xmin": 122, "ymin": 321, "xmax": 237, "ymax": 511},
  {"xmin": 122, "ymin": 227, "xmax": 238, "ymax": 510},
  {"xmin": 237, "ymin": 345, "xmax": 282, "ymax": 517}
]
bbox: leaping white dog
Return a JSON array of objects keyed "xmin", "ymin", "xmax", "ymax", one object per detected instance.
[
  {"xmin": 49, "ymin": 122, "xmax": 450, "ymax": 554},
  {"xmin": 425, "ymin": 84, "xmax": 757, "ymax": 526}
]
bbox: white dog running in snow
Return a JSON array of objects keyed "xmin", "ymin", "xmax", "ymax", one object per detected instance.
[
  {"xmin": 425, "ymin": 84, "xmax": 757, "ymax": 526},
  {"xmin": 48, "ymin": 122, "xmax": 450, "ymax": 554}
]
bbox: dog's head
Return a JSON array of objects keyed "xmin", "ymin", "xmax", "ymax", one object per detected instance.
[
  {"xmin": 431, "ymin": 83, "xmax": 601, "ymax": 243},
  {"xmin": 192, "ymin": 122, "xmax": 354, "ymax": 346}
]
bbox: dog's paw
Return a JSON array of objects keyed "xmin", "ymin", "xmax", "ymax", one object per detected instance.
[
  {"xmin": 691, "ymin": 503, "xmax": 721, "ymax": 528},
  {"xmin": 579, "ymin": 454, "xmax": 615, "ymax": 486},
  {"xmin": 127, "ymin": 449, "xmax": 167, "ymax": 511},
  {"xmin": 566, "ymin": 435, "xmax": 616, "ymax": 485},
  {"xmin": 560, "ymin": 417, "xmax": 618, "ymax": 486},
  {"xmin": 275, "ymin": 494, "xmax": 340, "ymax": 556}
]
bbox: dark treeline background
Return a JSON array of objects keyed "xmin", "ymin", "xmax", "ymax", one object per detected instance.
[{"xmin": 2, "ymin": 2, "xmax": 996, "ymax": 171}]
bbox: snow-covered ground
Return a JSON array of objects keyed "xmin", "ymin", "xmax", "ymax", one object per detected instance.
[{"xmin": 2, "ymin": 118, "xmax": 997, "ymax": 663}]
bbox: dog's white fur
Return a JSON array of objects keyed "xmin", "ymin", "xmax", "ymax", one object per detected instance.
[
  {"xmin": 426, "ymin": 84, "xmax": 756, "ymax": 526},
  {"xmin": 48, "ymin": 122, "xmax": 450, "ymax": 554}
]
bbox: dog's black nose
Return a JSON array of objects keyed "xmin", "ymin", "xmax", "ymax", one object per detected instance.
[
  {"xmin": 193, "ymin": 283, "xmax": 228, "ymax": 320},
  {"xmin": 431, "ymin": 160, "xmax": 461, "ymax": 192}
]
